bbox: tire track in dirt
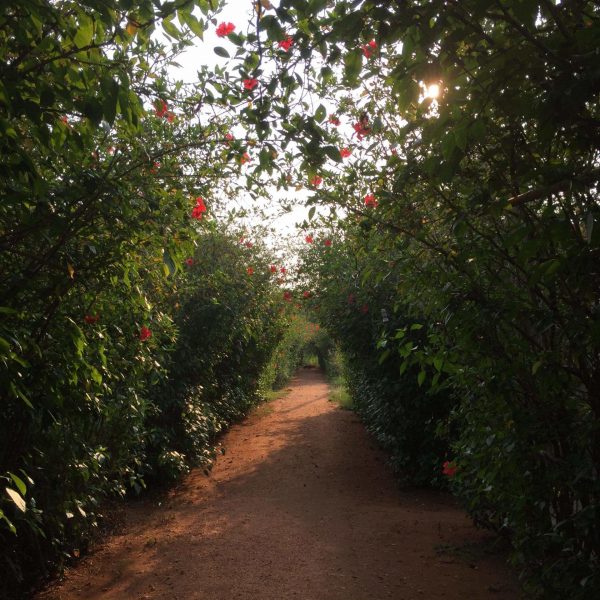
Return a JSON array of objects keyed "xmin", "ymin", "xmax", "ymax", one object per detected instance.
[{"xmin": 39, "ymin": 368, "xmax": 519, "ymax": 600}]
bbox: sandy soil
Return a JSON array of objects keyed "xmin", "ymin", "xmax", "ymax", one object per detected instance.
[{"xmin": 38, "ymin": 368, "xmax": 520, "ymax": 600}]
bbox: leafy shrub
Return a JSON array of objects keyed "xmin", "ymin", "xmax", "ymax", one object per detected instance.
[{"xmin": 299, "ymin": 234, "xmax": 454, "ymax": 486}]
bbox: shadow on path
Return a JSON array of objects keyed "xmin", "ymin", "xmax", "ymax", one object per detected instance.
[{"xmin": 38, "ymin": 369, "xmax": 519, "ymax": 600}]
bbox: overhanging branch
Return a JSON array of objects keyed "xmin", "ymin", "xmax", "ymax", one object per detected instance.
[{"xmin": 508, "ymin": 167, "xmax": 600, "ymax": 207}]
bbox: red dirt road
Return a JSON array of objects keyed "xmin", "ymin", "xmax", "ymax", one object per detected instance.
[{"xmin": 39, "ymin": 369, "xmax": 519, "ymax": 600}]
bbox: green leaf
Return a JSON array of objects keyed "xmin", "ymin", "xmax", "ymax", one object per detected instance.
[
  {"xmin": 74, "ymin": 14, "xmax": 94, "ymax": 48},
  {"xmin": 0, "ymin": 509, "xmax": 16, "ymax": 534},
  {"xmin": 90, "ymin": 366, "xmax": 103, "ymax": 385},
  {"xmin": 9, "ymin": 383, "xmax": 33, "ymax": 409},
  {"xmin": 5, "ymin": 488, "xmax": 26, "ymax": 513},
  {"xmin": 343, "ymin": 50, "xmax": 362, "ymax": 87},
  {"xmin": 378, "ymin": 348, "xmax": 391, "ymax": 364},
  {"xmin": 9, "ymin": 473, "xmax": 26, "ymax": 496},
  {"xmin": 417, "ymin": 370, "xmax": 426, "ymax": 387},
  {"xmin": 101, "ymin": 77, "xmax": 120, "ymax": 124},
  {"xmin": 323, "ymin": 145, "xmax": 342, "ymax": 163},
  {"xmin": 214, "ymin": 46, "xmax": 230, "ymax": 58},
  {"xmin": 315, "ymin": 104, "xmax": 326, "ymax": 123},
  {"xmin": 163, "ymin": 248, "xmax": 177, "ymax": 277},
  {"xmin": 308, "ymin": 206, "xmax": 316, "ymax": 220},
  {"xmin": 162, "ymin": 16, "xmax": 182, "ymax": 40}
]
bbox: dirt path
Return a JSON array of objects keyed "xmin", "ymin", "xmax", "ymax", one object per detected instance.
[{"xmin": 39, "ymin": 369, "xmax": 519, "ymax": 600}]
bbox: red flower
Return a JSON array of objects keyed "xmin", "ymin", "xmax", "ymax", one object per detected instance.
[
  {"xmin": 360, "ymin": 304, "xmax": 369, "ymax": 314},
  {"xmin": 247, "ymin": 267, "xmax": 254, "ymax": 275},
  {"xmin": 283, "ymin": 291, "xmax": 292, "ymax": 301},
  {"xmin": 361, "ymin": 39, "xmax": 377, "ymax": 58},
  {"xmin": 353, "ymin": 120, "xmax": 371, "ymax": 140},
  {"xmin": 216, "ymin": 22, "xmax": 235, "ymax": 37},
  {"xmin": 166, "ymin": 112, "xmax": 175, "ymax": 123},
  {"xmin": 270, "ymin": 265, "xmax": 277, "ymax": 273},
  {"xmin": 154, "ymin": 100, "xmax": 168, "ymax": 118},
  {"xmin": 310, "ymin": 175, "xmax": 322, "ymax": 187},
  {"xmin": 191, "ymin": 196, "xmax": 207, "ymax": 220},
  {"xmin": 324, "ymin": 239, "xmax": 332, "ymax": 247},
  {"xmin": 280, "ymin": 267, "xmax": 287, "ymax": 274},
  {"xmin": 364, "ymin": 193, "xmax": 378, "ymax": 208},
  {"xmin": 442, "ymin": 461, "xmax": 457, "ymax": 478},
  {"xmin": 139, "ymin": 326, "xmax": 152, "ymax": 341},
  {"xmin": 240, "ymin": 152, "xmax": 251, "ymax": 164},
  {"xmin": 303, "ymin": 291, "xmax": 311, "ymax": 299},
  {"xmin": 185, "ymin": 258, "xmax": 194, "ymax": 266},
  {"xmin": 340, "ymin": 147, "xmax": 351, "ymax": 158},
  {"xmin": 225, "ymin": 132, "xmax": 234, "ymax": 144},
  {"xmin": 278, "ymin": 36, "xmax": 294, "ymax": 51},
  {"xmin": 84, "ymin": 315, "xmax": 99, "ymax": 325},
  {"xmin": 305, "ymin": 235, "xmax": 313, "ymax": 244},
  {"xmin": 243, "ymin": 78, "xmax": 258, "ymax": 91},
  {"xmin": 329, "ymin": 115, "xmax": 340, "ymax": 126},
  {"xmin": 149, "ymin": 161, "xmax": 160, "ymax": 174},
  {"xmin": 245, "ymin": 241, "xmax": 254, "ymax": 248}
]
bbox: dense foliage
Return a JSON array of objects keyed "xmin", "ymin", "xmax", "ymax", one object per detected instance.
[{"xmin": 298, "ymin": 231, "xmax": 453, "ymax": 485}]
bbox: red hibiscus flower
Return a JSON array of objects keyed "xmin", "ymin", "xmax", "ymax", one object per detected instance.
[
  {"xmin": 139, "ymin": 326, "xmax": 152, "ymax": 341},
  {"xmin": 270, "ymin": 265, "xmax": 277, "ymax": 273},
  {"xmin": 149, "ymin": 161, "xmax": 160, "ymax": 174},
  {"xmin": 191, "ymin": 196, "xmax": 207, "ymax": 220},
  {"xmin": 225, "ymin": 132, "xmax": 234, "ymax": 144},
  {"xmin": 324, "ymin": 239, "xmax": 332, "ymax": 247},
  {"xmin": 310, "ymin": 175, "xmax": 322, "ymax": 187},
  {"xmin": 283, "ymin": 291, "xmax": 292, "ymax": 301},
  {"xmin": 442, "ymin": 461, "xmax": 457, "ymax": 478},
  {"xmin": 240, "ymin": 152, "xmax": 251, "ymax": 164},
  {"xmin": 364, "ymin": 193, "xmax": 378, "ymax": 208},
  {"xmin": 245, "ymin": 241, "xmax": 253, "ymax": 248},
  {"xmin": 185, "ymin": 258, "xmax": 194, "ymax": 266},
  {"xmin": 84, "ymin": 314, "xmax": 99, "ymax": 325},
  {"xmin": 305, "ymin": 235, "xmax": 313, "ymax": 244},
  {"xmin": 329, "ymin": 115, "xmax": 340, "ymax": 126},
  {"xmin": 154, "ymin": 100, "xmax": 168, "ymax": 118},
  {"xmin": 361, "ymin": 39, "xmax": 377, "ymax": 58},
  {"xmin": 247, "ymin": 267, "xmax": 254, "ymax": 275},
  {"xmin": 243, "ymin": 78, "xmax": 258, "ymax": 91},
  {"xmin": 303, "ymin": 291, "xmax": 311, "ymax": 299},
  {"xmin": 353, "ymin": 120, "xmax": 371, "ymax": 140},
  {"xmin": 278, "ymin": 36, "xmax": 294, "ymax": 51},
  {"xmin": 340, "ymin": 147, "xmax": 351, "ymax": 158},
  {"xmin": 166, "ymin": 112, "xmax": 175, "ymax": 123},
  {"xmin": 280, "ymin": 267, "xmax": 287, "ymax": 274},
  {"xmin": 216, "ymin": 22, "xmax": 235, "ymax": 37}
]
